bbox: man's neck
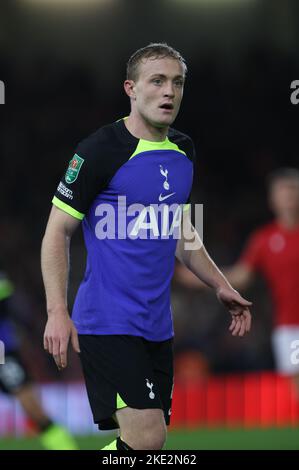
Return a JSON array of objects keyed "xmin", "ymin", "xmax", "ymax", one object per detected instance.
[
  {"xmin": 125, "ymin": 114, "xmax": 168, "ymax": 142},
  {"xmin": 276, "ymin": 212, "xmax": 299, "ymax": 230}
]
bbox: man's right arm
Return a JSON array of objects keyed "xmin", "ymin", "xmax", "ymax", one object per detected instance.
[{"xmin": 41, "ymin": 205, "xmax": 81, "ymax": 370}]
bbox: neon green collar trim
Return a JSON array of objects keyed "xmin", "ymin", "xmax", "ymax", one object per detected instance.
[{"xmin": 129, "ymin": 136, "xmax": 186, "ymax": 160}]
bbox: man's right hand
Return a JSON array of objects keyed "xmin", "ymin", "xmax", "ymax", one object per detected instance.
[{"xmin": 43, "ymin": 310, "xmax": 80, "ymax": 370}]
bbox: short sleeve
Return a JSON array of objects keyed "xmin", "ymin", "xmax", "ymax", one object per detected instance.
[
  {"xmin": 52, "ymin": 134, "xmax": 112, "ymax": 220},
  {"xmin": 185, "ymin": 138, "xmax": 196, "ymax": 207}
]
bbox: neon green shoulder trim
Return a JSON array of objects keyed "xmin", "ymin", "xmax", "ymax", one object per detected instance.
[
  {"xmin": 52, "ymin": 196, "xmax": 84, "ymax": 220},
  {"xmin": 129, "ymin": 137, "xmax": 186, "ymax": 160}
]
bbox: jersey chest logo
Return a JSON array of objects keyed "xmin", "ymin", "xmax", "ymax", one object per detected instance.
[{"xmin": 159, "ymin": 165, "xmax": 176, "ymax": 201}]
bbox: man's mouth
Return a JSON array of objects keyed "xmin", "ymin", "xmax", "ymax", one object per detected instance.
[{"xmin": 159, "ymin": 103, "xmax": 174, "ymax": 110}]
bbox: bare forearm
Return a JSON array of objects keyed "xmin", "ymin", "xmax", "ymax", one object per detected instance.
[
  {"xmin": 41, "ymin": 230, "xmax": 70, "ymax": 315},
  {"xmin": 175, "ymin": 215, "xmax": 252, "ymax": 337},
  {"xmin": 176, "ymin": 214, "xmax": 231, "ymax": 290},
  {"xmin": 180, "ymin": 242, "xmax": 231, "ymax": 291}
]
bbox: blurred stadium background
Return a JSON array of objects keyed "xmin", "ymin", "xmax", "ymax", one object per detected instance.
[{"xmin": 0, "ymin": 0, "xmax": 299, "ymax": 450}]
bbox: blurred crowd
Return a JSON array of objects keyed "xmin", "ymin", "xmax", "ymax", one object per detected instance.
[{"xmin": 0, "ymin": 43, "xmax": 298, "ymax": 382}]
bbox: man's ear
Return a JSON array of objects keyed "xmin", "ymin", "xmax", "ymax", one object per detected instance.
[{"xmin": 124, "ymin": 80, "xmax": 136, "ymax": 100}]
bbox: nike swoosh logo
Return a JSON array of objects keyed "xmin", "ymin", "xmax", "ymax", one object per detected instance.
[{"xmin": 159, "ymin": 192, "xmax": 176, "ymax": 202}]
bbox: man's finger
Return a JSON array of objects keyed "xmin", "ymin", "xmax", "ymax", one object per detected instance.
[
  {"xmin": 53, "ymin": 354, "xmax": 62, "ymax": 370},
  {"xmin": 59, "ymin": 349, "xmax": 67, "ymax": 369},
  {"xmin": 47, "ymin": 337, "xmax": 53, "ymax": 355},
  {"xmin": 59, "ymin": 337, "xmax": 69, "ymax": 368},
  {"xmin": 71, "ymin": 327, "xmax": 81, "ymax": 353},
  {"xmin": 52, "ymin": 338, "xmax": 60, "ymax": 357},
  {"xmin": 232, "ymin": 318, "xmax": 241, "ymax": 336},
  {"xmin": 52, "ymin": 338, "xmax": 63, "ymax": 369},
  {"xmin": 241, "ymin": 309, "xmax": 251, "ymax": 332},
  {"xmin": 44, "ymin": 336, "xmax": 49, "ymax": 351},
  {"xmin": 235, "ymin": 296, "xmax": 252, "ymax": 307},
  {"xmin": 229, "ymin": 317, "xmax": 237, "ymax": 331},
  {"xmin": 238, "ymin": 317, "xmax": 247, "ymax": 337},
  {"xmin": 245, "ymin": 310, "xmax": 252, "ymax": 332}
]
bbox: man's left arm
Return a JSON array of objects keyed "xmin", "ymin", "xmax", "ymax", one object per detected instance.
[{"xmin": 175, "ymin": 210, "xmax": 252, "ymax": 336}]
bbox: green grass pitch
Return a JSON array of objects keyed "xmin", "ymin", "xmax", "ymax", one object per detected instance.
[{"xmin": 0, "ymin": 428, "xmax": 298, "ymax": 450}]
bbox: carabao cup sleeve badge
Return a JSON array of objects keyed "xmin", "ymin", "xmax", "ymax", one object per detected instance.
[{"xmin": 65, "ymin": 154, "xmax": 85, "ymax": 184}]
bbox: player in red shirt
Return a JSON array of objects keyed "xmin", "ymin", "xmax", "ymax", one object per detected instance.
[{"xmin": 226, "ymin": 168, "xmax": 299, "ymax": 398}]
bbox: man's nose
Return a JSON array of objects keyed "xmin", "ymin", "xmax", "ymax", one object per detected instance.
[{"xmin": 163, "ymin": 82, "xmax": 175, "ymax": 97}]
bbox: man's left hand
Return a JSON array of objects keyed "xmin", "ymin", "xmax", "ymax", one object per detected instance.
[{"xmin": 216, "ymin": 286, "xmax": 252, "ymax": 336}]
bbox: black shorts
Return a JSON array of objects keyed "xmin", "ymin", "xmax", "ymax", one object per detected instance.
[
  {"xmin": 78, "ymin": 335, "xmax": 174, "ymax": 430},
  {"xmin": 0, "ymin": 351, "xmax": 32, "ymax": 394}
]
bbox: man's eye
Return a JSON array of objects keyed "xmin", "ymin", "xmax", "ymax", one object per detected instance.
[
  {"xmin": 153, "ymin": 79, "xmax": 162, "ymax": 85},
  {"xmin": 174, "ymin": 81, "xmax": 184, "ymax": 87}
]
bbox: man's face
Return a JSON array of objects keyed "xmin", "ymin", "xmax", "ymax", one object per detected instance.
[
  {"xmin": 131, "ymin": 57, "xmax": 185, "ymax": 129},
  {"xmin": 269, "ymin": 178, "xmax": 299, "ymax": 215}
]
